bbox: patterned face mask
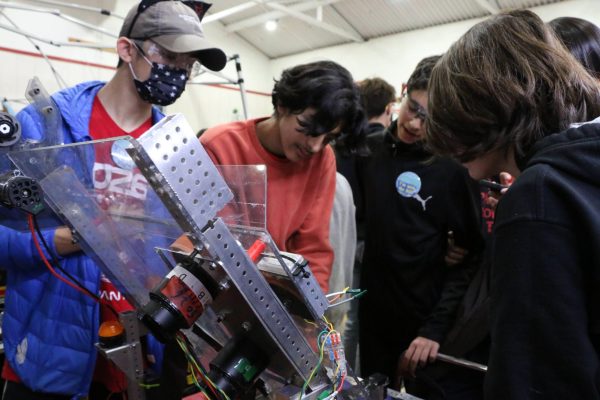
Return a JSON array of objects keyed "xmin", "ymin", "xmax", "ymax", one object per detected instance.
[{"xmin": 129, "ymin": 54, "xmax": 189, "ymax": 106}]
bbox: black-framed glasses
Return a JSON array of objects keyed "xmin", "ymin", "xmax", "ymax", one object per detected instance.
[{"xmin": 402, "ymin": 92, "xmax": 428, "ymax": 122}]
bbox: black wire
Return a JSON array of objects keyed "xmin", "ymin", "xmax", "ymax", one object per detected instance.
[
  {"xmin": 32, "ymin": 215, "xmax": 120, "ymax": 319},
  {"xmin": 280, "ymin": 254, "xmax": 299, "ymax": 264},
  {"xmin": 266, "ymin": 253, "xmax": 302, "ymax": 267}
]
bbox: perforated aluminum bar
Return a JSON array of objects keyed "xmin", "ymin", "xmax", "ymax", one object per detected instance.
[
  {"xmin": 129, "ymin": 114, "xmax": 323, "ymax": 386},
  {"xmin": 200, "ymin": 218, "xmax": 322, "ymax": 383},
  {"xmin": 128, "ymin": 114, "xmax": 232, "ymax": 233}
]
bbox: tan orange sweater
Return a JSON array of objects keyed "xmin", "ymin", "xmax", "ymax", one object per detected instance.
[{"xmin": 200, "ymin": 118, "xmax": 335, "ymax": 292}]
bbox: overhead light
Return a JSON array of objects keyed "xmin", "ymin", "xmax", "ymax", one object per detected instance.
[{"xmin": 265, "ymin": 20, "xmax": 277, "ymax": 31}]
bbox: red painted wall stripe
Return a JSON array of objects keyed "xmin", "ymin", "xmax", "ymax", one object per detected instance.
[
  {"xmin": 0, "ymin": 45, "xmax": 271, "ymax": 97},
  {"xmin": 0, "ymin": 45, "xmax": 116, "ymax": 70}
]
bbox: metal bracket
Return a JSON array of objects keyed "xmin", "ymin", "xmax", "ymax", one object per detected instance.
[
  {"xmin": 129, "ymin": 114, "xmax": 325, "ymax": 388},
  {"xmin": 96, "ymin": 311, "xmax": 146, "ymax": 400}
]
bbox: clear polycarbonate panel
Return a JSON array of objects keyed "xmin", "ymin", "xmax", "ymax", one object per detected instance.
[
  {"xmin": 9, "ymin": 138, "xmax": 180, "ymax": 308},
  {"xmin": 8, "ymin": 134, "xmax": 267, "ymax": 308}
]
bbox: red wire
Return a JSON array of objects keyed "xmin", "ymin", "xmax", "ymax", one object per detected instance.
[
  {"xmin": 29, "ymin": 216, "xmax": 132, "ymax": 396},
  {"xmin": 338, "ymin": 373, "xmax": 346, "ymax": 392},
  {"xmin": 177, "ymin": 332, "xmax": 220, "ymax": 400},
  {"xmin": 28, "ymin": 214, "xmax": 101, "ymax": 302}
]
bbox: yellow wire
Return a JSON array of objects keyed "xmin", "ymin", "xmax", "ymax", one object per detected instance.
[
  {"xmin": 176, "ymin": 335, "xmax": 229, "ymax": 400},
  {"xmin": 178, "ymin": 336, "xmax": 232, "ymax": 400},
  {"xmin": 138, "ymin": 382, "xmax": 160, "ymax": 389},
  {"xmin": 328, "ymin": 287, "xmax": 351, "ymax": 303},
  {"xmin": 333, "ymin": 363, "xmax": 341, "ymax": 392},
  {"xmin": 322, "ymin": 315, "xmax": 334, "ymax": 332},
  {"xmin": 301, "ymin": 330, "xmax": 334, "ymax": 400}
]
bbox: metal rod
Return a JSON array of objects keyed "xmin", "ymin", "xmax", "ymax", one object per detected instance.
[
  {"xmin": 0, "ymin": 2, "xmax": 117, "ymax": 37},
  {"xmin": 21, "ymin": 0, "xmax": 125, "ymax": 19},
  {"xmin": 0, "ymin": 11, "xmax": 67, "ymax": 88},
  {"xmin": 0, "ymin": 22, "xmax": 114, "ymax": 49},
  {"xmin": 187, "ymin": 55, "xmax": 250, "ymax": 119},
  {"xmin": 192, "ymin": 68, "xmax": 237, "ymax": 84},
  {"xmin": 436, "ymin": 353, "xmax": 488, "ymax": 372},
  {"xmin": 231, "ymin": 54, "xmax": 249, "ymax": 119}
]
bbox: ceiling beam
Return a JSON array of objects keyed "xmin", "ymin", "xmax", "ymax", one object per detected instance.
[
  {"xmin": 264, "ymin": 1, "xmax": 363, "ymax": 42},
  {"xmin": 203, "ymin": 1, "xmax": 258, "ymax": 24},
  {"xmin": 203, "ymin": 0, "xmax": 297, "ymax": 24},
  {"xmin": 473, "ymin": 0, "xmax": 500, "ymax": 14},
  {"xmin": 327, "ymin": 3, "xmax": 363, "ymax": 43},
  {"xmin": 225, "ymin": 0, "xmax": 344, "ymax": 33}
]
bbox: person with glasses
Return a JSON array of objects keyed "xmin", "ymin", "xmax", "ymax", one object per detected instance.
[
  {"xmin": 356, "ymin": 56, "xmax": 483, "ymax": 395},
  {"xmin": 0, "ymin": 1, "xmax": 226, "ymax": 399}
]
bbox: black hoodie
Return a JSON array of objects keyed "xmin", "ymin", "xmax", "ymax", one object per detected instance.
[
  {"xmin": 486, "ymin": 122, "xmax": 600, "ymax": 399},
  {"xmin": 357, "ymin": 122, "xmax": 483, "ymax": 379}
]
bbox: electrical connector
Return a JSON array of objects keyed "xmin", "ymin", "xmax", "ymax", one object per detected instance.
[{"xmin": 324, "ymin": 332, "xmax": 347, "ymax": 376}]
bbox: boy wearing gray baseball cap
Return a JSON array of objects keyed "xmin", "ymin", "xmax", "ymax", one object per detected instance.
[{"xmin": 0, "ymin": 1, "xmax": 225, "ymax": 399}]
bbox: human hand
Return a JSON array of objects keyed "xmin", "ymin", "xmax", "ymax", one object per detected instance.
[
  {"xmin": 444, "ymin": 231, "xmax": 468, "ymax": 266},
  {"xmin": 398, "ymin": 336, "xmax": 440, "ymax": 378},
  {"xmin": 484, "ymin": 172, "xmax": 513, "ymax": 211},
  {"xmin": 54, "ymin": 226, "xmax": 81, "ymax": 256}
]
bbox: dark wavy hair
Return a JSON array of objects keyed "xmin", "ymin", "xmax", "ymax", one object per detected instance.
[
  {"xmin": 549, "ymin": 17, "xmax": 600, "ymax": 79},
  {"xmin": 407, "ymin": 55, "xmax": 441, "ymax": 93},
  {"xmin": 272, "ymin": 61, "xmax": 367, "ymax": 155},
  {"xmin": 358, "ymin": 78, "xmax": 396, "ymax": 119},
  {"xmin": 426, "ymin": 9, "xmax": 600, "ymax": 162}
]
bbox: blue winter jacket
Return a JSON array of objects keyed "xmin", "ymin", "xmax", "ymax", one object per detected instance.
[{"xmin": 0, "ymin": 81, "xmax": 164, "ymax": 398}]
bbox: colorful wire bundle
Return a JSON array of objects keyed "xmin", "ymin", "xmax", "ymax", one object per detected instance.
[
  {"xmin": 175, "ymin": 333, "xmax": 232, "ymax": 400},
  {"xmin": 300, "ymin": 314, "xmax": 348, "ymax": 400},
  {"xmin": 327, "ymin": 289, "xmax": 367, "ymax": 308}
]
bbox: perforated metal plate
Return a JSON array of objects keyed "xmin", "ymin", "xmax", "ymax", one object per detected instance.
[
  {"xmin": 261, "ymin": 244, "xmax": 328, "ymax": 320},
  {"xmin": 129, "ymin": 114, "xmax": 323, "ymax": 386},
  {"xmin": 201, "ymin": 219, "xmax": 322, "ymax": 384},
  {"xmin": 128, "ymin": 114, "xmax": 232, "ymax": 232}
]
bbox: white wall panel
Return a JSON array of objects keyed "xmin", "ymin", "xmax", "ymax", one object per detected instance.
[
  {"xmin": 269, "ymin": 0, "xmax": 600, "ymax": 93},
  {"xmin": 0, "ymin": 0, "xmax": 273, "ymax": 132}
]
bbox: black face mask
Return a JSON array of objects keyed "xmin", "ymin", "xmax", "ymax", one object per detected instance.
[{"xmin": 129, "ymin": 59, "xmax": 189, "ymax": 106}]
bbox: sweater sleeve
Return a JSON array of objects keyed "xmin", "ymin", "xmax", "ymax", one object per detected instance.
[
  {"xmin": 486, "ymin": 219, "xmax": 598, "ymax": 399},
  {"xmin": 418, "ymin": 168, "xmax": 483, "ymax": 343},
  {"xmin": 287, "ymin": 153, "xmax": 336, "ymax": 293},
  {"xmin": 0, "ymin": 224, "xmax": 62, "ymax": 272}
]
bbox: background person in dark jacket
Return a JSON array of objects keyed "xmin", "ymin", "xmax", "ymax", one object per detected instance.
[
  {"xmin": 357, "ymin": 56, "xmax": 483, "ymax": 394},
  {"xmin": 358, "ymin": 77, "xmax": 397, "ymax": 135},
  {"xmin": 340, "ymin": 76, "xmax": 397, "ymax": 372},
  {"xmin": 427, "ymin": 9, "xmax": 600, "ymax": 399},
  {"xmin": 418, "ymin": 15, "xmax": 600, "ymax": 400},
  {"xmin": 549, "ymin": 16, "xmax": 600, "ymax": 80}
]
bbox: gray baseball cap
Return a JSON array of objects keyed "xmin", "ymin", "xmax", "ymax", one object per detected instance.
[{"xmin": 120, "ymin": 1, "xmax": 227, "ymax": 71}]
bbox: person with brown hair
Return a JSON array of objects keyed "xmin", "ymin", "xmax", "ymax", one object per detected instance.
[
  {"xmin": 357, "ymin": 56, "xmax": 483, "ymax": 393},
  {"xmin": 427, "ymin": 9, "xmax": 600, "ymax": 399},
  {"xmin": 358, "ymin": 77, "xmax": 397, "ymax": 134},
  {"xmin": 549, "ymin": 16, "xmax": 600, "ymax": 79}
]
